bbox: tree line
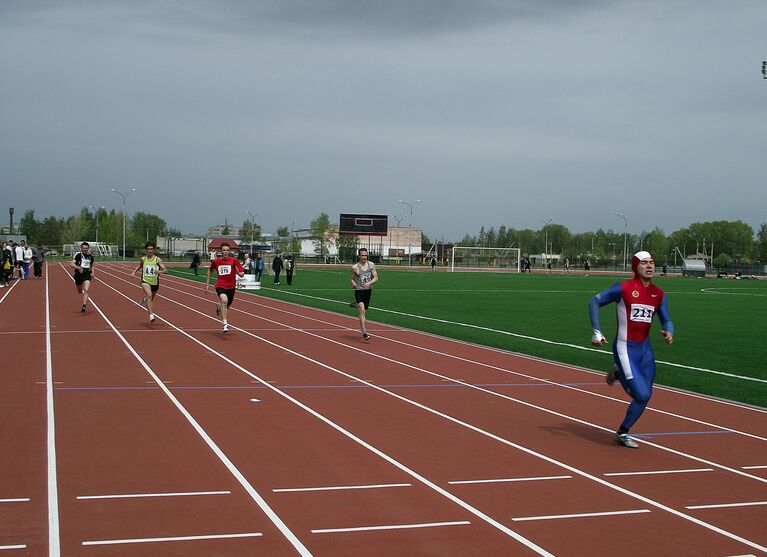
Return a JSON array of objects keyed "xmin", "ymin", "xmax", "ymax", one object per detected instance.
[{"xmin": 450, "ymin": 219, "xmax": 767, "ymax": 266}]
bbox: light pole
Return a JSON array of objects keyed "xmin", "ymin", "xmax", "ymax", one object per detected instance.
[
  {"xmin": 538, "ymin": 218, "xmax": 552, "ymax": 267},
  {"xmin": 88, "ymin": 205, "xmax": 106, "ymax": 243},
  {"xmin": 111, "ymin": 187, "xmax": 136, "ymax": 260},
  {"xmin": 246, "ymin": 210, "xmax": 262, "ymax": 252},
  {"xmin": 614, "ymin": 211, "xmax": 627, "ymax": 270},
  {"xmin": 397, "ymin": 199, "xmax": 421, "ymax": 226}
]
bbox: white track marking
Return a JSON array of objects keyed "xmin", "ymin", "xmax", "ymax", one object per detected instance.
[
  {"xmin": 94, "ymin": 270, "xmax": 555, "ymax": 557},
  {"xmin": 686, "ymin": 501, "xmax": 767, "ymax": 510},
  {"xmin": 156, "ymin": 269, "xmax": 767, "ymax": 424},
  {"xmin": 83, "ymin": 532, "xmax": 263, "ymax": 546},
  {"xmin": 512, "ymin": 509, "xmax": 651, "ymax": 522},
  {"xmin": 742, "ymin": 465, "xmax": 767, "ymax": 470},
  {"xmin": 0, "ymin": 276, "xmax": 21, "ymax": 304},
  {"xmin": 449, "ymin": 475, "xmax": 572, "ymax": 485},
  {"xmin": 273, "ymin": 483, "xmax": 412, "ymax": 493},
  {"xmin": 94, "ymin": 268, "xmax": 767, "ymax": 555},
  {"xmin": 604, "ymin": 468, "xmax": 714, "ymax": 477},
  {"xmin": 211, "ymin": 274, "xmax": 765, "ymax": 384},
  {"xmin": 45, "ymin": 266, "xmax": 61, "ymax": 557},
  {"xmin": 0, "ymin": 498, "xmax": 30, "ymax": 503},
  {"xmin": 55, "ymin": 264, "xmax": 312, "ymax": 557},
  {"xmin": 0, "ymin": 545, "xmax": 27, "ymax": 550},
  {"xmin": 77, "ymin": 490, "xmax": 231, "ymax": 500},
  {"xmin": 311, "ymin": 521, "xmax": 471, "ymax": 534}
]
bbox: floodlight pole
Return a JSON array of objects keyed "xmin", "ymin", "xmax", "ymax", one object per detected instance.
[
  {"xmin": 88, "ymin": 205, "xmax": 106, "ymax": 243},
  {"xmin": 397, "ymin": 199, "xmax": 421, "ymax": 226},
  {"xmin": 246, "ymin": 210, "xmax": 262, "ymax": 251},
  {"xmin": 538, "ymin": 218, "xmax": 553, "ymax": 267},
  {"xmin": 111, "ymin": 187, "xmax": 136, "ymax": 260},
  {"xmin": 614, "ymin": 211, "xmax": 627, "ymax": 270}
]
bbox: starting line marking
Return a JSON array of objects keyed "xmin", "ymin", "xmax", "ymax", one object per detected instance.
[
  {"xmin": 0, "ymin": 545, "xmax": 27, "ymax": 550},
  {"xmin": 686, "ymin": 501, "xmax": 767, "ymax": 510},
  {"xmin": 77, "ymin": 490, "xmax": 231, "ymax": 500},
  {"xmin": 449, "ymin": 475, "xmax": 572, "ymax": 485},
  {"xmin": 604, "ymin": 468, "xmax": 714, "ymax": 477},
  {"xmin": 512, "ymin": 509, "xmax": 651, "ymax": 522},
  {"xmin": 311, "ymin": 520, "xmax": 471, "ymax": 534},
  {"xmin": 273, "ymin": 483, "xmax": 412, "ymax": 493},
  {"xmin": 0, "ymin": 498, "xmax": 30, "ymax": 503},
  {"xmin": 83, "ymin": 532, "xmax": 263, "ymax": 546}
]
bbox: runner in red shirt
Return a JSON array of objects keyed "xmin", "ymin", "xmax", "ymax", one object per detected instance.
[{"xmin": 205, "ymin": 243, "xmax": 245, "ymax": 333}]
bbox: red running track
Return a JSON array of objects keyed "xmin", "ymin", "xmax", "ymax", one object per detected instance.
[{"xmin": 1, "ymin": 262, "xmax": 766, "ymax": 556}]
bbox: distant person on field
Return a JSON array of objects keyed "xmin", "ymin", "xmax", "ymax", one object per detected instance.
[
  {"xmin": 431, "ymin": 256, "xmax": 437, "ymax": 271},
  {"xmin": 350, "ymin": 247, "xmax": 378, "ymax": 341},
  {"xmin": 272, "ymin": 252, "xmax": 283, "ymax": 285},
  {"xmin": 32, "ymin": 244, "xmax": 44, "ymax": 278},
  {"xmin": 1, "ymin": 241, "xmax": 11, "ymax": 287},
  {"xmin": 14, "ymin": 241, "xmax": 25, "ymax": 279},
  {"xmin": 205, "ymin": 242, "xmax": 245, "ymax": 334},
  {"xmin": 584, "ymin": 259, "xmax": 590, "ymax": 277},
  {"xmin": 133, "ymin": 242, "xmax": 167, "ymax": 323},
  {"xmin": 254, "ymin": 252, "xmax": 265, "ymax": 282},
  {"xmin": 284, "ymin": 252, "xmax": 295, "ymax": 285},
  {"xmin": 190, "ymin": 251, "xmax": 201, "ymax": 276},
  {"xmin": 563, "ymin": 257, "xmax": 570, "ymax": 274},
  {"xmin": 588, "ymin": 251, "xmax": 674, "ymax": 449},
  {"xmin": 243, "ymin": 252, "xmax": 253, "ymax": 274},
  {"xmin": 70, "ymin": 242, "xmax": 95, "ymax": 313}
]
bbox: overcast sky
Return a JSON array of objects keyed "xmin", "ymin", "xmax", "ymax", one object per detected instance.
[{"xmin": 1, "ymin": 0, "xmax": 765, "ymax": 240}]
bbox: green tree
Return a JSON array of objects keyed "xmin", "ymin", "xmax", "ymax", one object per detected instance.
[
  {"xmin": 240, "ymin": 219, "xmax": 261, "ymax": 245},
  {"xmin": 336, "ymin": 231, "xmax": 359, "ymax": 262},
  {"xmin": 310, "ymin": 212, "xmax": 332, "ymax": 259},
  {"xmin": 756, "ymin": 223, "xmax": 767, "ymax": 263},
  {"xmin": 19, "ymin": 209, "xmax": 40, "ymax": 244},
  {"xmin": 38, "ymin": 216, "xmax": 65, "ymax": 247},
  {"xmin": 276, "ymin": 226, "xmax": 289, "ymax": 238},
  {"xmin": 129, "ymin": 212, "xmax": 167, "ymax": 248}
]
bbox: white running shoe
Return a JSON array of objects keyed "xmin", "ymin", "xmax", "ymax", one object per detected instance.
[
  {"xmin": 614, "ymin": 432, "xmax": 639, "ymax": 449},
  {"xmin": 215, "ymin": 302, "xmax": 221, "ymax": 316},
  {"xmin": 149, "ymin": 313, "xmax": 155, "ymax": 323},
  {"xmin": 222, "ymin": 323, "xmax": 229, "ymax": 333}
]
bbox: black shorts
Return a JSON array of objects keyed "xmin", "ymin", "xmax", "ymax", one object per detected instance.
[
  {"xmin": 141, "ymin": 281, "xmax": 160, "ymax": 293},
  {"xmin": 354, "ymin": 289, "xmax": 372, "ymax": 309},
  {"xmin": 216, "ymin": 287, "xmax": 235, "ymax": 307},
  {"xmin": 74, "ymin": 271, "xmax": 92, "ymax": 285}
]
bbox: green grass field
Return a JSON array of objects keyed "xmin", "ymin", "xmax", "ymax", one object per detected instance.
[{"xmin": 170, "ymin": 267, "xmax": 767, "ymax": 408}]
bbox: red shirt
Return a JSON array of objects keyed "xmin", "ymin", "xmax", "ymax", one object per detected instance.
[
  {"xmin": 210, "ymin": 256, "xmax": 244, "ymax": 289},
  {"xmin": 616, "ymin": 278, "xmax": 665, "ymax": 343}
]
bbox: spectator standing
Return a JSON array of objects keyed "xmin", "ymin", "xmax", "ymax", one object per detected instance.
[
  {"xmin": 1, "ymin": 242, "xmax": 11, "ymax": 287},
  {"xmin": 272, "ymin": 253, "xmax": 283, "ymax": 285},
  {"xmin": 243, "ymin": 252, "xmax": 253, "ymax": 274},
  {"xmin": 254, "ymin": 253, "xmax": 265, "ymax": 282},
  {"xmin": 32, "ymin": 245, "xmax": 44, "ymax": 278},
  {"xmin": 190, "ymin": 251, "xmax": 201, "ymax": 276},
  {"xmin": 584, "ymin": 259, "xmax": 591, "ymax": 277},
  {"xmin": 14, "ymin": 241, "xmax": 25, "ymax": 279},
  {"xmin": 284, "ymin": 252, "xmax": 295, "ymax": 285}
]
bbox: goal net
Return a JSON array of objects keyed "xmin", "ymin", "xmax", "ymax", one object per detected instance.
[{"xmin": 450, "ymin": 246, "xmax": 521, "ymax": 272}]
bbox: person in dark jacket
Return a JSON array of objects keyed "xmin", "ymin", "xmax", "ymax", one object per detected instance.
[
  {"xmin": 272, "ymin": 253, "xmax": 283, "ymax": 285},
  {"xmin": 284, "ymin": 252, "xmax": 295, "ymax": 285}
]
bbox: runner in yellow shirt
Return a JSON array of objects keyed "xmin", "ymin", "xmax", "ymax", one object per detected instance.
[{"xmin": 133, "ymin": 242, "xmax": 167, "ymax": 323}]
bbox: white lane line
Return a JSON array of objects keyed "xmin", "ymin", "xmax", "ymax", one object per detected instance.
[
  {"xmin": 0, "ymin": 498, "xmax": 30, "ymax": 503},
  {"xmin": 686, "ymin": 501, "xmax": 767, "ymax": 510},
  {"xmin": 312, "ymin": 521, "xmax": 471, "ymax": 534},
  {"xmin": 449, "ymin": 475, "xmax": 572, "ymax": 485},
  {"xmin": 742, "ymin": 465, "xmax": 767, "ymax": 470},
  {"xmin": 94, "ymin": 269, "xmax": 555, "ymax": 557},
  {"xmin": 77, "ymin": 490, "xmax": 231, "ymax": 500},
  {"xmin": 45, "ymin": 265, "xmax": 61, "ymax": 556},
  {"xmin": 101, "ymin": 267, "xmax": 767, "ymax": 554},
  {"xmin": 512, "ymin": 509, "xmax": 651, "ymax": 522},
  {"xmin": 60, "ymin": 265, "xmax": 312, "ymax": 557},
  {"xmin": 0, "ymin": 545, "xmax": 27, "ymax": 550},
  {"xmin": 274, "ymin": 483, "xmax": 412, "ymax": 493},
  {"xmin": 83, "ymin": 532, "xmax": 263, "ymax": 546},
  {"xmin": 604, "ymin": 468, "xmax": 714, "ymax": 477}
]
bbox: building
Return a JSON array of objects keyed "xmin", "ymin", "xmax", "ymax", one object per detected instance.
[{"xmin": 292, "ymin": 226, "xmax": 423, "ymax": 262}]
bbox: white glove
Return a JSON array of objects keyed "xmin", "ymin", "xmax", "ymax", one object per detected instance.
[{"xmin": 591, "ymin": 329, "xmax": 607, "ymax": 346}]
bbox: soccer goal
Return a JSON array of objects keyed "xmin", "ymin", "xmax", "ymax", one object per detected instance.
[{"xmin": 450, "ymin": 246, "xmax": 521, "ymax": 272}]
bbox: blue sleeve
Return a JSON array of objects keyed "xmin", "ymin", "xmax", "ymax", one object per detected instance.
[
  {"xmin": 588, "ymin": 283, "xmax": 622, "ymax": 332},
  {"xmin": 657, "ymin": 296, "xmax": 674, "ymax": 334}
]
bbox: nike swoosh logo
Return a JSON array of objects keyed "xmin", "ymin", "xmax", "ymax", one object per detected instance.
[{"xmin": 651, "ymin": 294, "xmax": 658, "ymax": 297}]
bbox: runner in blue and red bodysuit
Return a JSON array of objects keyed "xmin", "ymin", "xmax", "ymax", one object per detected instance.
[{"xmin": 588, "ymin": 251, "xmax": 674, "ymax": 448}]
